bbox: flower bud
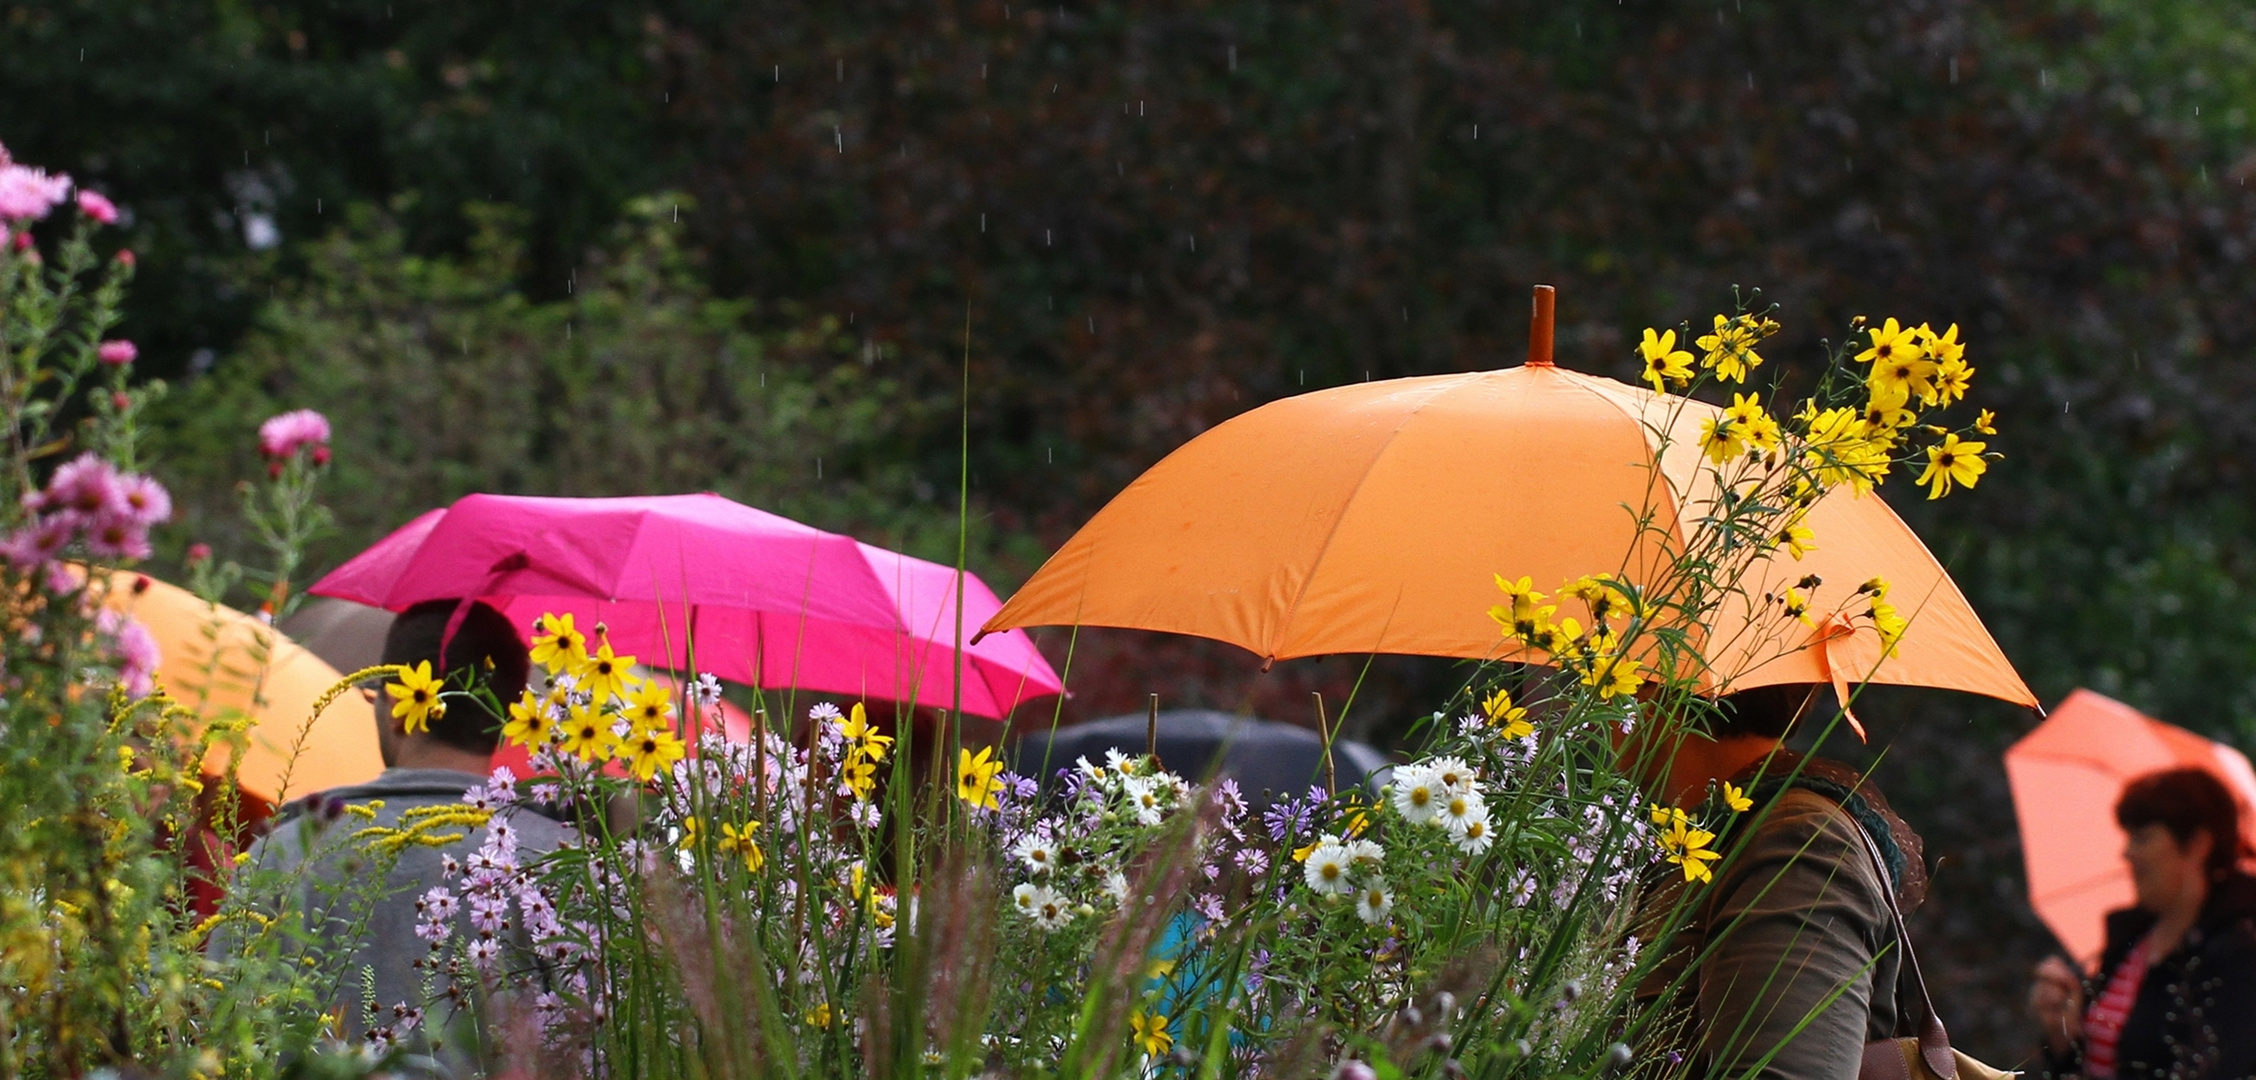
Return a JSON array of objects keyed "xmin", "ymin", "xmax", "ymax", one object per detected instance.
[
  {"xmin": 186, "ymin": 542, "xmax": 212, "ymax": 566},
  {"xmin": 113, "ymin": 248, "xmax": 135, "ymax": 266},
  {"xmin": 112, "ymin": 392, "xmax": 130, "ymax": 412},
  {"xmin": 312, "ymin": 445, "xmax": 331, "ymax": 466}
]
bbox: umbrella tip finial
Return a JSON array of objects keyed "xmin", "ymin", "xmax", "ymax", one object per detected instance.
[{"xmin": 1528, "ymin": 285, "xmax": 1556, "ymax": 368}]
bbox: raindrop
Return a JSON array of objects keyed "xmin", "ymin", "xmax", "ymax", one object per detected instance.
[
  {"xmin": 1046, "ymin": 229, "xmax": 1053, "ymax": 246},
  {"xmin": 1365, "ymin": 371, "xmax": 1371, "ymax": 381},
  {"xmin": 1189, "ymin": 234, "xmax": 1196, "ymax": 252},
  {"xmin": 837, "ymin": 58, "xmax": 844, "ymax": 82},
  {"xmin": 1745, "ymin": 72, "xmax": 1753, "ymax": 91},
  {"xmin": 264, "ymin": 129, "xmax": 270, "ymax": 145},
  {"xmin": 317, "ymin": 198, "xmax": 323, "ymax": 214},
  {"xmin": 981, "ymin": 213, "xmax": 987, "ymax": 232},
  {"xmin": 1047, "ymin": 446, "xmax": 1054, "ymax": 464},
  {"xmin": 1473, "ymin": 124, "xmax": 1479, "ymax": 140},
  {"xmin": 982, "ymin": 63, "xmax": 988, "ymax": 80},
  {"xmin": 761, "ymin": 372, "xmax": 767, "ymax": 388},
  {"xmin": 836, "ymin": 126, "xmax": 843, "ymax": 153},
  {"xmin": 2040, "ymin": 68, "xmax": 2050, "ymax": 90},
  {"xmin": 567, "ymin": 323, "xmax": 573, "ymax": 340},
  {"xmin": 1949, "ymin": 57, "xmax": 1959, "ymax": 84},
  {"xmin": 1047, "ymin": 295, "xmax": 1053, "ymax": 310},
  {"xmin": 1228, "ymin": 45, "xmax": 1237, "ymax": 73},
  {"xmin": 774, "ymin": 64, "xmax": 780, "ymax": 82},
  {"xmin": 79, "ymin": 48, "xmax": 84, "ymax": 61},
  {"xmin": 673, "ymin": 204, "xmax": 679, "ymax": 221},
  {"xmin": 1140, "ymin": 99, "xmax": 1145, "ymax": 116},
  {"xmin": 1088, "ymin": 317, "xmax": 1095, "ymax": 334},
  {"xmin": 817, "ymin": 458, "xmax": 823, "ymax": 479},
  {"xmin": 665, "ymin": 92, "xmax": 669, "ymax": 103},
  {"xmin": 1299, "ymin": 369, "xmax": 1305, "ymax": 385},
  {"xmin": 1117, "ymin": 161, "xmax": 1123, "ymax": 176}
]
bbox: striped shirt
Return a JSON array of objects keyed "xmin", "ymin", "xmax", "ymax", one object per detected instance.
[{"xmin": 2083, "ymin": 938, "xmax": 2154, "ymax": 1079}]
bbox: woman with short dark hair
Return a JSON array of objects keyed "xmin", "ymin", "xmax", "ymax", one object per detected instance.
[{"xmin": 2030, "ymin": 767, "xmax": 2256, "ymax": 1079}]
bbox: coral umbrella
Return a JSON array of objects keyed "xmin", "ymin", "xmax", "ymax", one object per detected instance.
[
  {"xmin": 98, "ymin": 570, "xmax": 376, "ymax": 802},
  {"xmin": 308, "ymin": 494, "xmax": 1062, "ymax": 720},
  {"xmin": 982, "ymin": 289, "xmax": 2033, "ymax": 715},
  {"xmin": 2004, "ymin": 688, "xmax": 2256, "ymax": 969}
]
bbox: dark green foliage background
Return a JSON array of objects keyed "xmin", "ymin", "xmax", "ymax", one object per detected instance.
[{"xmin": 6, "ymin": 0, "xmax": 2255, "ymax": 1058}]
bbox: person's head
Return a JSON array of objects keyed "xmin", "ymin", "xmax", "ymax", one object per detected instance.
[
  {"xmin": 2117, "ymin": 766, "xmax": 2242, "ymax": 913},
  {"xmin": 1710, "ymin": 683, "xmax": 1820, "ymax": 741},
  {"xmin": 1618, "ymin": 683, "xmax": 1816, "ymax": 804},
  {"xmin": 374, "ymin": 598, "xmax": 530, "ymax": 765}
]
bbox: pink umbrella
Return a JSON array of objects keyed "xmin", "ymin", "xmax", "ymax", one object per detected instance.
[{"xmin": 308, "ymin": 493, "xmax": 1063, "ymax": 719}]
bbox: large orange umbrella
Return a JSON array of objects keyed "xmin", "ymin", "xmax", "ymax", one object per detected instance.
[
  {"xmin": 2004, "ymin": 688, "xmax": 2256, "ymax": 968},
  {"xmin": 103, "ymin": 571, "xmax": 378, "ymax": 803},
  {"xmin": 983, "ymin": 290, "xmax": 2033, "ymax": 715}
]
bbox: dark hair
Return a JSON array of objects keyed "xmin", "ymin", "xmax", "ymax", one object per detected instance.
[
  {"xmin": 1710, "ymin": 684, "xmax": 1821, "ymax": 740},
  {"xmin": 2117, "ymin": 767, "xmax": 2243, "ymax": 878},
  {"xmin": 380, "ymin": 598, "xmax": 530, "ymax": 754}
]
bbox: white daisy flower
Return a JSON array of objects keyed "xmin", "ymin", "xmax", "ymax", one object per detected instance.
[
  {"xmin": 1302, "ymin": 842, "xmax": 1356, "ymax": 896},
  {"xmin": 1389, "ymin": 764, "xmax": 1444, "ymax": 825},
  {"xmin": 1341, "ymin": 838, "xmax": 1386, "ymax": 875},
  {"xmin": 1102, "ymin": 870, "xmax": 1130, "ymax": 906},
  {"xmin": 1011, "ymin": 832, "xmax": 1058, "ymax": 875},
  {"xmin": 1436, "ymin": 788, "xmax": 1486, "ymax": 834},
  {"xmin": 808, "ymin": 702, "xmax": 844, "ymax": 722},
  {"xmin": 1122, "ymin": 776, "xmax": 1165, "ymax": 826},
  {"xmin": 1354, "ymin": 880, "xmax": 1394, "ymax": 925},
  {"xmin": 1450, "ymin": 801, "xmax": 1495, "ymax": 855},
  {"xmin": 1426, "ymin": 755, "xmax": 1478, "ymax": 794},
  {"xmin": 1012, "ymin": 883, "xmax": 1070, "ymax": 929},
  {"xmin": 1028, "ymin": 886, "xmax": 1074, "ymax": 931},
  {"xmin": 1103, "ymin": 747, "xmax": 1137, "ymax": 777}
]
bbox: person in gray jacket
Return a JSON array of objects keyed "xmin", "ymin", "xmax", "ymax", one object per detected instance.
[
  {"xmin": 230, "ymin": 598, "xmax": 572, "ymax": 1056},
  {"xmin": 1634, "ymin": 685, "xmax": 1928, "ymax": 1080}
]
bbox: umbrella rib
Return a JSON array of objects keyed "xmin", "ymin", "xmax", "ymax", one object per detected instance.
[{"xmin": 1271, "ymin": 374, "xmax": 1482, "ymax": 660}]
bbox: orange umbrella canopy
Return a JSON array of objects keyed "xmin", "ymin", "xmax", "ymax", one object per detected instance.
[
  {"xmin": 105, "ymin": 572, "xmax": 377, "ymax": 803},
  {"xmin": 2004, "ymin": 689, "xmax": 2256, "ymax": 968},
  {"xmin": 984, "ymin": 357, "xmax": 2033, "ymax": 709}
]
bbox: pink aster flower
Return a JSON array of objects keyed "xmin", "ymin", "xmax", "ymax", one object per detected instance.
[
  {"xmin": 96, "ymin": 340, "xmax": 136, "ymax": 366},
  {"xmin": 96, "ymin": 610, "xmax": 161, "ymax": 697},
  {"xmin": 0, "ymin": 517, "xmax": 72, "ymax": 569},
  {"xmin": 84, "ymin": 516, "xmax": 152, "ymax": 561},
  {"xmin": 115, "ymin": 473, "xmax": 170, "ymax": 527},
  {"xmin": 256, "ymin": 409, "xmax": 332, "ymax": 460},
  {"xmin": 76, "ymin": 190, "xmax": 118, "ymax": 224},
  {"xmin": 44, "ymin": 453, "xmax": 126, "ymax": 523},
  {"xmin": 0, "ymin": 162, "xmax": 71, "ymax": 223}
]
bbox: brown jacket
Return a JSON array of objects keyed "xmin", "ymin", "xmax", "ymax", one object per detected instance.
[{"xmin": 1640, "ymin": 778, "xmax": 1911, "ymax": 1080}]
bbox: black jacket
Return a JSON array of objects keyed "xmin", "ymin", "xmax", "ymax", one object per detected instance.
[{"xmin": 2045, "ymin": 873, "xmax": 2256, "ymax": 1080}]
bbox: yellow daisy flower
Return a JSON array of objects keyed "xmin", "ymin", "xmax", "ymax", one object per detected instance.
[
  {"xmin": 1638, "ymin": 327, "xmax": 1694, "ymax": 391},
  {"xmin": 529, "ymin": 613, "xmax": 590, "ymax": 674},
  {"xmin": 956, "ymin": 745, "xmax": 1004, "ymax": 810},
  {"xmin": 386, "ymin": 661, "xmax": 445, "ymax": 734}
]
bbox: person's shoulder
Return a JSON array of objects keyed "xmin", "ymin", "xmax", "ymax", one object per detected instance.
[{"xmin": 1746, "ymin": 787, "xmax": 1866, "ymax": 852}]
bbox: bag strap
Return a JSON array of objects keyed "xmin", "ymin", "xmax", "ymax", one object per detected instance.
[{"xmin": 1844, "ymin": 806, "xmax": 1957, "ymax": 1080}]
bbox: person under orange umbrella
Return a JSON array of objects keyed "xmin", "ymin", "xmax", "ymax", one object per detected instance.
[{"xmin": 2027, "ymin": 768, "xmax": 2256, "ymax": 1079}]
